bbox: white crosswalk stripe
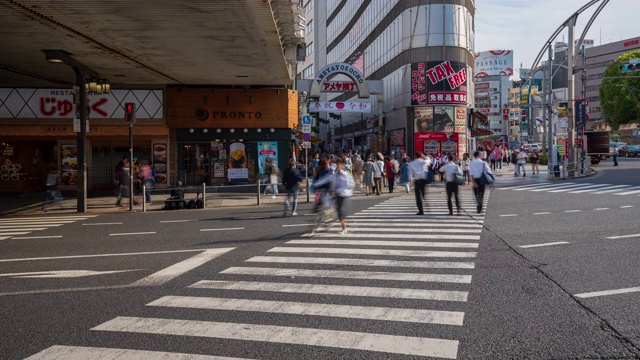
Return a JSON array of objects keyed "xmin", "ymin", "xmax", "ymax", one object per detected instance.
[
  {"xmin": 26, "ymin": 193, "xmax": 485, "ymax": 359},
  {"xmin": 0, "ymin": 215, "xmax": 97, "ymax": 240},
  {"xmin": 498, "ymin": 182, "xmax": 640, "ymax": 197}
]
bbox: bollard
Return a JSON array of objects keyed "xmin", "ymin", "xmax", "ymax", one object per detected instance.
[
  {"xmin": 257, "ymin": 180, "xmax": 261, "ymax": 206},
  {"xmin": 202, "ymin": 183, "xmax": 206, "ymax": 208},
  {"xmin": 142, "ymin": 185, "xmax": 146, "ymax": 212}
]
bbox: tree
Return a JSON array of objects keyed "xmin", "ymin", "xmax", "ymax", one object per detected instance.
[{"xmin": 600, "ymin": 50, "xmax": 640, "ymax": 130}]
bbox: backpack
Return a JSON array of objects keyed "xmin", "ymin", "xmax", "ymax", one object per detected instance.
[{"xmin": 390, "ymin": 160, "xmax": 399, "ymax": 174}]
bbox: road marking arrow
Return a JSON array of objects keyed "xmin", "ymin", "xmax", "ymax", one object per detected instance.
[{"xmin": 0, "ymin": 269, "xmax": 144, "ymax": 279}]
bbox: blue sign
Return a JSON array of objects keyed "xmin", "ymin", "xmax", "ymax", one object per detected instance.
[
  {"xmin": 302, "ymin": 115, "xmax": 311, "ymax": 124},
  {"xmin": 574, "ymin": 99, "xmax": 588, "ymax": 132},
  {"xmin": 302, "ymin": 133, "xmax": 311, "ymax": 141}
]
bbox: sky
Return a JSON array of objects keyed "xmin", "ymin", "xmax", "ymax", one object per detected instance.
[{"xmin": 475, "ymin": 0, "xmax": 638, "ymax": 77}]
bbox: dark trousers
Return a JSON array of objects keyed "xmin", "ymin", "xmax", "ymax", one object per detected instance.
[
  {"xmin": 388, "ymin": 177, "xmax": 395, "ymax": 193},
  {"xmin": 446, "ymin": 182, "xmax": 460, "ymax": 214},
  {"xmin": 473, "ymin": 184, "xmax": 486, "ymax": 212},
  {"xmin": 613, "ymin": 155, "xmax": 618, "ymax": 166},
  {"xmin": 414, "ymin": 179, "xmax": 427, "ymax": 214}
]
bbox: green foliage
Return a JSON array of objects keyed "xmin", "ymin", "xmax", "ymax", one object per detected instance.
[
  {"xmin": 600, "ymin": 51, "xmax": 640, "ymax": 130},
  {"xmin": 311, "ymin": 126, "xmax": 320, "ymax": 134},
  {"xmin": 538, "ymin": 154, "xmax": 548, "ymax": 165}
]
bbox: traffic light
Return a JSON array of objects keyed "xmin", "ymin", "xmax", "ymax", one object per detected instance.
[
  {"xmin": 124, "ymin": 103, "xmax": 136, "ymax": 123},
  {"xmin": 520, "ymin": 109, "xmax": 527, "ymax": 124},
  {"xmin": 621, "ymin": 58, "xmax": 640, "ymax": 73}
]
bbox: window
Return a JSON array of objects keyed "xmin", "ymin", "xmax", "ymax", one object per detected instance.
[
  {"xmin": 303, "ymin": 65, "xmax": 314, "ymax": 79},
  {"xmin": 306, "ymin": 42, "xmax": 313, "ymax": 56},
  {"xmin": 306, "ymin": 20, "xmax": 313, "ymax": 35},
  {"xmin": 304, "ymin": 0, "xmax": 313, "ymax": 13}
]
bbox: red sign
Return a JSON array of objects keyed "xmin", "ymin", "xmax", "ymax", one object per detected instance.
[
  {"xmin": 428, "ymin": 92, "xmax": 467, "ymax": 104},
  {"xmin": 414, "ymin": 132, "xmax": 458, "ymax": 141},
  {"xmin": 624, "ymin": 39, "xmax": 639, "ymax": 47},
  {"xmin": 322, "ymin": 81, "xmax": 358, "ymax": 92}
]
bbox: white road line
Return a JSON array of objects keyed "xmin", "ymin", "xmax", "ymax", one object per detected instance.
[
  {"xmin": 613, "ymin": 187, "xmax": 640, "ymax": 195},
  {"xmin": 246, "ymin": 256, "xmax": 475, "ymax": 269},
  {"xmin": 547, "ymin": 183, "xmax": 596, "ymax": 193},
  {"xmin": 8, "ymin": 235, "xmax": 63, "ymax": 240},
  {"xmin": 190, "ymin": 280, "xmax": 469, "ymax": 302},
  {"xmin": 347, "ymin": 216, "xmax": 485, "ymax": 221},
  {"xmin": 499, "ymin": 214, "xmax": 518, "ymax": 217},
  {"xmin": 129, "ymin": 248, "xmax": 235, "ymax": 286},
  {"xmin": 233, "ymin": 216, "xmax": 264, "ymax": 220},
  {"xmin": 267, "ymin": 247, "xmax": 476, "ymax": 258},
  {"xmin": 606, "ymin": 233, "xmax": 640, "ymax": 239},
  {"xmin": 0, "ymin": 231, "xmax": 31, "ymax": 236},
  {"xmin": 593, "ymin": 208, "xmax": 610, "ymax": 211},
  {"xmin": 519, "ymin": 242, "xmax": 570, "ymax": 248},
  {"xmin": 575, "ymin": 286, "xmax": 640, "ymax": 299},
  {"xmin": 109, "ymin": 232, "xmax": 156, "ymax": 236},
  {"xmin": 339, "ymin": 218, "xmax": 483, "ymax": 224},
  {"xmin": 148, "ymin": 296, "xmax": 465, "ymax": 326},
  {"xmin": 306, "ymin": 233, "xmax": 480, "ymax": 240},
  {"xmin": 564, "ymin": 210, "xmax": 582, "ymax": 213},
  {"xmin": 499, "ymin": 183, "xmax": 567, "ymax": 190},
  {"xmin": 282, "ymin": 224, "xmax": 316, "ymax": 227},
  {"xmin": 0, "ymin": 248, "xmax": 217, "ymax": 263},
  {"xmin": 220, "ymin": 267, "xmax": 472, "ymax": 284},
  {"xmin": 620, "ymin": 205, "xmax": 635, "ymax": 208},
  {"xmin": 325, "ymin": 222, "xmax": 483, "ymax": 228},
  {"xmin": 533, "ymin": 212, "xmax": 551, "ymax": 215},
  {"xmin": 592, "ymin": 185, "xmax": 632, "ymax": 194},
  {"xmin": 286, "ymin": 240, "xmax": 479, "ymax": 248},
  {"xmin": 0, "ymin": 228, "xmax": 47, "ymax": 232},
  {"xmin": 160, "ymin": 219, "xmax": 198, "ymax": 223},
  {"xmin": 200, "ymin": 227, "xmax": 245, "ymax": 232},
  {"xmin": 24, "ymin": 345, "xmax": 250, "ymax": 360},
  {"xmin": 511, "ymin": 183, "xmax": 570, "ymax": 191},
  {"xmin": 0, "ymin": 223, "xmax": 68, "ymax": 227},
  {"xmin": 0, "ymin": 216, "xmax": 94, "ymax": 222},
  {"xmin": 567, "ymin": 184, "xmax": 612, "ymax": 193},
  {"xmin": 530, "ymin": 183, "xmax": 587, "ymax": 192},
  {"xmin": 314, "ymin": 228, "xmax": 481, "ymax": 234},
  {"xmin": 92, "ymin": 317, "xmax": 460, "ymax": 359},
  {"xmin": 82, "ymin": 222, "xmax": 123, "ymax": 226}
]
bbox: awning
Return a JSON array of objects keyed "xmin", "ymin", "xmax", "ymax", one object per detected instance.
[
  {"xmin": 472, "ymin": 111, "xmax": 489, "ymax": 125},
  {"xmin": 311, "ymin": 135, "xmax": 323, "ymax": 144},
  {"xmin": 470, "ymin": 128, "xmax": 493, "ymax": 137}
]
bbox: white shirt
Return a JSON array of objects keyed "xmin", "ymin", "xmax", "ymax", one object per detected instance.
[
  {"xmin": 409, "ymin": 157, "xmax": 432, "ymax": 179},
  {"xmin": 373, "ymin": 160, "xmax": 384, "ymax": 178},
  {"xmin": 469, "ymin": 158, "xmax": 491, "ymax": 178},
  {"xmin": 439, "ymin": 162, "xmax": 460, "ymax": 182}
]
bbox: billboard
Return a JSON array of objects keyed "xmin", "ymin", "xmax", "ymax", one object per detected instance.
[
  {"xmin": 411, "ymin": 61, "xmax": 468, "ymax": 106},
  {"xmin": 474, "ymin": 50, "xmax": 514, "ymax": 78}
]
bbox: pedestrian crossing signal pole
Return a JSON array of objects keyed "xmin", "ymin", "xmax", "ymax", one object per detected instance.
[{"xmin": 125, "ymin": 103, "xmax": 136, "ymax": 211}]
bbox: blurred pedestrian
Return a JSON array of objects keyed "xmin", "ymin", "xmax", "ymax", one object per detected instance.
[
  {"xmin": 384, "ymin": 156, "xmax": 397, "ymax": 193},
  {"xmin": 440, "ymin": 155, "xmax": 462, "ymax": 215},
  {"xmin": 373, "ymin": 155, "xmax": 384, "ymax": 195},
  {"xmin": 363, "ymin": 156, "xmax": 375, "ymax": 195},
  {"xmin": 282, "ymin": 159, "xmax": 303, "ymax": 216},
  {"xmin": 459, "ymin": 153, "xmax": 471, "ymax": 185},
  {"xmin": 470, "ymin": 150, "xmax": 493, "ymax": 213},
  {"xmin": 314, "ymin": 158, "xmax": 354, "ymax": 234},
  {"xmin": 410, "ymin": 152, "xmax": 432, "ymax": 215},
  {"xmin": 41, "ymin": 166, "xmax": 63, "ymax": 212},
  {"xmin": 140, "ymin": 160, "xmax": 154, "ymax": 203},
  {"xmin": 399, "ymin": 157, "xmax": 411, "ymax": 193},
  {"xmin": 530, "ymin": 150, "xmax": 540, "ymax": 175},
  {"xmin": 352, "ymin": 154, "xmax": 364, "ymax": 187}
]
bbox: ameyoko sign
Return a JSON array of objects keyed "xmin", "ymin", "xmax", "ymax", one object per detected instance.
[
  {"xmin": 411, "ymin": 61, "xmax": 468, "ymax": 106},
  {"xmin": 0, "ymin": 88, "xmax": 163, "ymax": 119},
  {"xmin": 309, "ymin": 101, "xmax": 370, "ymax": 113}
]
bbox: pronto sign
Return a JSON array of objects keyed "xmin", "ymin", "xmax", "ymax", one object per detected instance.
[{"xmin": 310, "ymin": 62, "xmax": 370, "ymax": 98}]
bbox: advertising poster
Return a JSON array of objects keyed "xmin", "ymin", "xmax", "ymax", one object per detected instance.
[
  {"xmin": 60, "ymin": 144, "xmax": 78, "ymax": 185},
  {"xmin": 441, "ymin": 140, "xmax": 458, "ymax": 155},
  {"xmin": 433, "ymin": 106, "xmax": 454, "ymax": 132},
  {"xmin": 258, "ymin": 141, "xmax": 278, "ymax": 176},
  {"xmin": 152, "ymin": 143, "xmax": 167, "ymax": 184},
  {"xmin": 474, "ymin": 50, "xmax": 514, "ymax": 78},
  {"xmin": 227, "ymin": 142, "xmax": 248, "ymax": 183},
  {"xmin": 424, "ymin": 141, "xmax": 440, "ymax": 154},
  {"xmin": 213, "ymin": 162, "xmax": 225, "ymax": 178},
  {"xmin": 411, "ymin": 61, "xmax": 468, "ymax": 105},
  {"xmin": 414, "ymin": 107, "xmax": 433, "ymax": 133}
]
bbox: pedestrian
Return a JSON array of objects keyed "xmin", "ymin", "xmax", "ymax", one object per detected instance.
[
  {"xmin": 314, "ymin": 158, "xmax": 354, "ymax": 234},
  {"xmin": 41, "ymin": 166, "xmax": 63, "ymax": 212},
  {"xmin": 439, "ymin": 154, "xmax": 462, "ymax": 215},
  {"xmin": 439, "ymin": 154, "xmax": 448, "ymax": 182},
  {"xmin": 363, "ymin": 156, "xmax": 375, "ymax": 195},
  {"xmin": 496, "ymin": 146, "xmax": 504, "ymax": 171},
  {"xmin": 516, "ymin": 148, "xmax": 528, "ymax": 177},
  {"xmin": 282, "ymin": 159, "xmax": 303, "ymax": 216},
  {"xmin": 384, "ymin": 156, "xmax": 397, "ymax": 193},
  {"xmin": 505, "ymin": 147, "xmax": 511, "ymax": 165},
  {"xmin": 373, "ymin": 155, "xmax": 384, "ymax": 195},
  {"xmin": 478, "ymin": 146, "xmax": 487, "ymax": 162},
  {"xmin": 115, "ymin": 157, "xmax": 130, "ymax": 207},
  {"xmin": 613, "ymin": 146, "xmax": 619, "ymax": 166},
  {"xmin": 409, "ymin": 152, "xmax": 432, "ymax": 215},
  {"xmin": 469, "ymin": 150, "xmax": 493, "ymax": 213},
  {"xmin": 352, "ymin": 154, "xmax": 364, "ymax": 187},
  {"xmin": 399, "ymin": 157, "xmax": 411, "ymax": 193},
  {"xmin": 310, "ymin": 153, "xmax": 320, "ymax": 177},
  {"xmin": 489, "ymin": 150, "xmax": 496, "ymax": 171},
  {"xmin": 459, "ymin": 153, "xmax": 471, "ymax": 185},
  {"xmin": 140, "ymin": 160, "xmax": 154, "ymax": 203},
  {"xmin": 265, "ymin": 158, "xmax": 279, "ymax": 198},
  {"xmin": 530, "ymin": 150, "xmax": 540, "ymax": 175}
]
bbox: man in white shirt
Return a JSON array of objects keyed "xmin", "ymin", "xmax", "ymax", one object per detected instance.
[
  {"xmin": 409, "ymin": 152, "xmax": 432, "ymax": 215},
  {"xmin": 469, "ymin": 150, "xmax": 492, "ymax": 213},
  {"xmin": 515, "ymin": 149, "xmax": 528, "ymax": 177},
  {"xmin": 439, "ymin": 154, "xmax": 461, "ymax": 215}
]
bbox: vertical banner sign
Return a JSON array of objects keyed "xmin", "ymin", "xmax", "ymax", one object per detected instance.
[
  {"xmin": 258, "ymin": 142, "xmax": 278, "ymax": 176},
  {"xmin": 152, "ymin": 144, "xmax": 168, "ymax": 184},
  {"xmin": 60, "ymin": 145, "xmax": 78, "ymax": 185},
  {"xmin": 227, "ymin": 142, "xmax": 248, "ymax": 183},
  {"xmin": 412, "ymin": 61, "xmax": 468, "ymax": 105},
  {"xmin": 574, "ymin": 99, "xmax": 589, "ymax": 133}
]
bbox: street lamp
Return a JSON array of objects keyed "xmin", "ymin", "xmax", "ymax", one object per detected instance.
[{"xmin": 43, "ymin": 49, "xmax": 109, "ymax": 213}]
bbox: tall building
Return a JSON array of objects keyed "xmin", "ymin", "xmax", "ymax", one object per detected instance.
[
  {"xmin": 300, "ymin": 0, "xmax": 475, "ymax": 157},
  {"xmin": 575, "ymin": 36, "xmax": 640, "ymax": 130}
]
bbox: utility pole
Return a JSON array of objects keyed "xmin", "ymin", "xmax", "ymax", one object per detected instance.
[
  {"xmin": 567, "ymin": 16, "xmax": 577, "ymax": 176},
  {"xmin": 547, "ymin": 43, "xmax": 555, "ymax": 172}
]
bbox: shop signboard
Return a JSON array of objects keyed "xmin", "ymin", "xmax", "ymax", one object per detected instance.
[
  {"xmin": 152, "ymin": 144, "xmax": 168, "ymax": 184},
  {"xmin": 411, "ymin": 61, "xmax": 468, "ymax": 106},
  {"xmin": 227, "ymin": 142, "xmax": 248, "ymax": 183},
  {"xmin": 414, "ymin": 107, "xmax": 433, "ymax": 133},
  {"xmin": 455, "ymin": 107, "xmax": 467, "ymax": 128},
  {"xmin": 309, "ymin": 102, "xmax": 371, "ymax": 113},
  {"xmin": 258, "ymin": 142, "xmax": 278, "ymax": 176},
  {"xmin": 213, "ymin": 162, "xmax": 225, "ymax": 178},
  {"xmin": 60, "ymin": 145, "xmax": 78, "ymax": 185},
  {"xmin": 474, "ymin": 50, "xmax": 514, "ymax": 78},
  {"xmin": 0, "ymin": 88, "xmax": 163, "ymax": 119}
]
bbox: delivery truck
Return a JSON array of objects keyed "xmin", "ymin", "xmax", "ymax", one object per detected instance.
[{"xmin": 585, "ymin": 130, "xmax": 611, "ymax": 164}]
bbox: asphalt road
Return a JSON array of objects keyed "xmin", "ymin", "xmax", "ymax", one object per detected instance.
[{"xmin": 2, "ymin": 160, "xmax": 640, "ymax": 359}]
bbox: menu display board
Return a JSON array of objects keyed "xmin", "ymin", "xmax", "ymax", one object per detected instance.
[
  {"xmin": 258, "ymin": 142, "xmax": 278, "ymax": 176},
  {"xmin": 213, "ymin": 162, "xmax": 225, "ymax": 178},
  {"xmin": 60, "ymin": 144, "xmax": 78, "ymax": 185},
  {"xmin": 153, "ymin": 143, "xmax": 167, "ymax": 184},
  {"xmin": 227, "ymin": 142, "xmax": 248, "ymax": 183}
]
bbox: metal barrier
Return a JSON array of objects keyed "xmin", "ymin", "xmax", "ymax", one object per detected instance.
[{"xmin": 547, "ymin": 158, "xmax": 592, "ymax": 179}]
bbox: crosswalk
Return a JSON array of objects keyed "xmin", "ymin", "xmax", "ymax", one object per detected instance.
[
  {"xmin": 0, "ymin": 215, "xmax": 98, "ymax": 240},
  {"xmin": 498, "ymin": 182, "xmax": 640, "ymax": 196},
  {"xmin": 26, "ymin": 193, "xmax": 488, "ymax": 359}
]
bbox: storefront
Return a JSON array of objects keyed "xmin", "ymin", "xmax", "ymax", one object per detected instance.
[
  {"xmin": 0, "ymin": 88, "xmax": 167, "ymax": 193},
  {"xmin": 166, "ymin": 88, "xmax": 297, "ymax": 186}
]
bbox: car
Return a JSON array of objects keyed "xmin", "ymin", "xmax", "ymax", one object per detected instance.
[{"xmin": 620, "ymin": 145, "xmax": 640, "ymax": 157}]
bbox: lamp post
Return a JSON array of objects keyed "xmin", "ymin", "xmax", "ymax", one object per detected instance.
[{"xmin": 44, "ymin": 50, "xmax": 109, "ymax": 213}]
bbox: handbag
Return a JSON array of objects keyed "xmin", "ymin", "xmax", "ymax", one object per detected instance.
[
  {"xmin": 476, "ymin": 170, "xmax": 495, "ymax": 186},
  {"xmin": 454, "ymin": 173, "xmax": 465, "ymax": 185}
]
